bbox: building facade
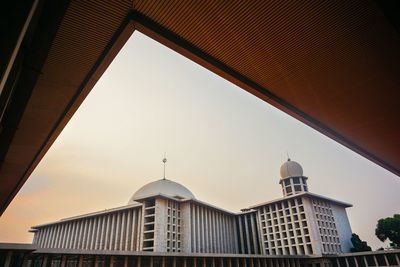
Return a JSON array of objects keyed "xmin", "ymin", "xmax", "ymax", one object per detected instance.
[{"xmin": 30, "ymin": 159, "xmax": 353, "ymax": 256}]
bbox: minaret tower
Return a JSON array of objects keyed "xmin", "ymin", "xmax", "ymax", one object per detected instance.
[{"xmin": 279, "ymin": 158, "xmax": 309, "ymax": 197}]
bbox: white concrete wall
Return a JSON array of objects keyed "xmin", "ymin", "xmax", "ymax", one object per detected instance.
[
  {"xmin": 180, "ymin": 202, "xmax": 191, "ymax": 253},
  {"xmin": 154, "ymin": 198, "xmax": 168, "ymax": 252},
  {"xmin": 331, "ymin": 204, "xmax": 353, "ymax": 253},
  {"xmin": 33, "ymin": 206, "xmax": 143, "ymax": 251},
  {"xmin": 303, "ymin": 197, "xmax": 323, "ymax": 255}
]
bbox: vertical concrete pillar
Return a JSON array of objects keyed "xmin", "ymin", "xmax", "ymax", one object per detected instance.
[
  {"xmin": 131, "ymin": 210, "xmax": 136, "ymax": 251},
  {"xmin": 203, "ymin": 209, "xmax": 210, "ymax": 252},
  {"xmin": 383, "ymin": 254, "xmax": 389, "ymax": 266},
  {"xmin": 373, "ymin": 255, "xmax": 378, "ymax": 266},
  {"xmin": 353, "ymin": 256, "xmax": 359, "ymax": 267},
  {"xmin": 212, "ymin": 211, "xmax": 217, "ymax": 253},
  {"xmin": 59, "ymin": 255, "xmax": 66, "ymax": 267},
  {"xmin": 93, "ymin": 217, "xmax": 99, "ymax": 250},
  {"xmin": 344, "ymin": 257, "xmax": 350, "ymax": 267},
  {"xmin": 110, "ymin": 256, "xmax": 114, "ymax": 267},
  {"xmin": 62, "ymin": 223, "xmax": 68, "ymax": 248},
  {"xmin": 78, "ymin": 255, "xmax": 83, "ymax": 267},
  {"xmin": 125, "ymin": 211, "xmax": 131, "ymax": 251},
  {"xmin": 109, "ymin": 213, "xmax": 116, "ymax": 250},
  {"xmin": 81, "ymin": 219, "xmax": 88, "ymax": 249},
  {"xmin": 94, "ymin": 255, "xmax": 99, "ymax": 267},
  {"xmin": 196, "ymin": 206, "xmax": 201, "ymax": 252},
  {"xmin": 200, "ymin": 207, "xmax": 204, "ymax": 252},
  {"xmin": 120, "ymin": 212, "xmax": 126, "ymax": 250},
  {"xmin": 3, "ymin": 252, "xmax": 12, "ymax": 267},
  {"xmin": 99, "ymin": 216, "xmax": 105, "ymax": 250},
  {"xmin": 395, "ymin": 254, "xmax": 400, "ymax": 265}
]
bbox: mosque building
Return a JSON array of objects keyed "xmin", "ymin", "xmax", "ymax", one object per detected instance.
[{"xmin": 30, "ymin": 159, "xmax": 353, "ymax": 256}]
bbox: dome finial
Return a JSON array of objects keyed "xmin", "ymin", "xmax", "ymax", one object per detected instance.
[
  {"xmin": 286, "ymin": 151, "xmax": 291, "ymax": 161},
  {"xmin": 162, "ymin": 153, "xmax": 167, "ymax": 180}
]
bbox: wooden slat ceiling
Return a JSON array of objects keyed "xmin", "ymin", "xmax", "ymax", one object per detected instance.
[
  {"xmin": 133, "ymin": 0, "xmax": 400, "ymax": 174},
  {"xmin": 1, "ymin": 0, "xmax": 399, "ymax": 214}
]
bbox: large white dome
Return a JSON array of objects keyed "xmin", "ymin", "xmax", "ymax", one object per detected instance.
[
  {"xmin": 128, "ymin": 179, "xmax": 195, "ymax": 203},
  {"xmin": 280, "ymin": 159, "xmax": 303, "ymax": 179}
]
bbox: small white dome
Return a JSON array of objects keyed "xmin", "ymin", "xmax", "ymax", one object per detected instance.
[
  {"xmin": 128, "ymin": 179, "xmax": 195, "ymax": 204},
  {"xmin": 280, "ymin": 159, "xmax": 303, "ymax": 179}
]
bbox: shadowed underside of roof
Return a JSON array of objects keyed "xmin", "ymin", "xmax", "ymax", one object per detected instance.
[{"xmin": 0, "ymin": 0, "xmax": 399, "ymax": 215}]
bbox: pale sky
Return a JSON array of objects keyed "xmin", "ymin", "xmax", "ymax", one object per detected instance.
[{"xmin": 0, "ymin": 32, "xmax": 399, "ymax": 249}]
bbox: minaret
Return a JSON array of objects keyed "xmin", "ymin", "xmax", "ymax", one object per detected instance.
[{"xmin": 279, "ymin": 158, "xmax": 309, "ymax": 197}]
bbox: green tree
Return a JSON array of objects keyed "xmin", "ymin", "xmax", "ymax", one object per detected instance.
[
  {"xmin": 350, "ymin": 233, "xmax": 372, "ymax": 252},
  {"xmin": 375, "ymin": 214, "xmax": 400, "ymax": 248}
]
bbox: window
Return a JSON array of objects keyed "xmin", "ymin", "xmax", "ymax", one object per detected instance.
[
  {"xmin": 293, "ymin": 177, "xmax": 300, "ymax": 184},
  {"xmin": 294, "ymin": 185, "xmax": 302, "ymax": 191}
]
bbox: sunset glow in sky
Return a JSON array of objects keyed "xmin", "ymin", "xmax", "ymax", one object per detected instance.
[{"xmin": 0, "ymin": 32, "xmax": 399, "ymax": 249}]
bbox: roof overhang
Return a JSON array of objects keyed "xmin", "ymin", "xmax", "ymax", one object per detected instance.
[{"xmin": 249, "ymin": 192, "xmax": 352, "ymax": 209}]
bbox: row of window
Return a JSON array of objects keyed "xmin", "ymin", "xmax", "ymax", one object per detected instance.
[
  {"xmin": 316, "ymin": 213, "xmax": 335, "ymax": 222},
  {"xmin": 321, "ymin": 235, "xmax": 340, "ymax": 244},
  {"xmin": 266, "ymin": 235, "xmax": 312, "ymax": 248},
  {"xmin": 167, "ymin": 208, "xmax": 181, "ymax": 218},
  {"xmin": 166, "ymin": 240, "xmax": 181, "ymax": 252},
  {"xmin": 314, "ymin": 206, "xmax": 333, "ymax": 216},
  {"xmin": 262, "ymin": 212, "xmax": 306, "ymax": 226},
  {"xmin": 263, "ymin": 227, "xmax": 309, "ymax": 238},
  {"xmin": 322, "ymin": 243, "xmax": 341, "ymax": 253},
  {"xmin": 166, "ymin": 200, "xmax": 181, "ymax": 251},
  {"xmin": 261, "ymin": 205, "xmax": 305, "ymax": 220},
  {"xmin": 312, "ymin": 200, "xmax": 341, "ymax": 254},
  {"xmin": 266, "ymin": 244, "xmax": 313, "ymax": 255},
  {"xmin": 262, "ymin": 198, "xmax": 303, "ymax": 213},
  {"xmin": 283, "ymin": 177, "xmax": 306, "ymax": 186},
  {"xmin": 317, "ymin": 220, "xmax": 336, "ymax": 229}
]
